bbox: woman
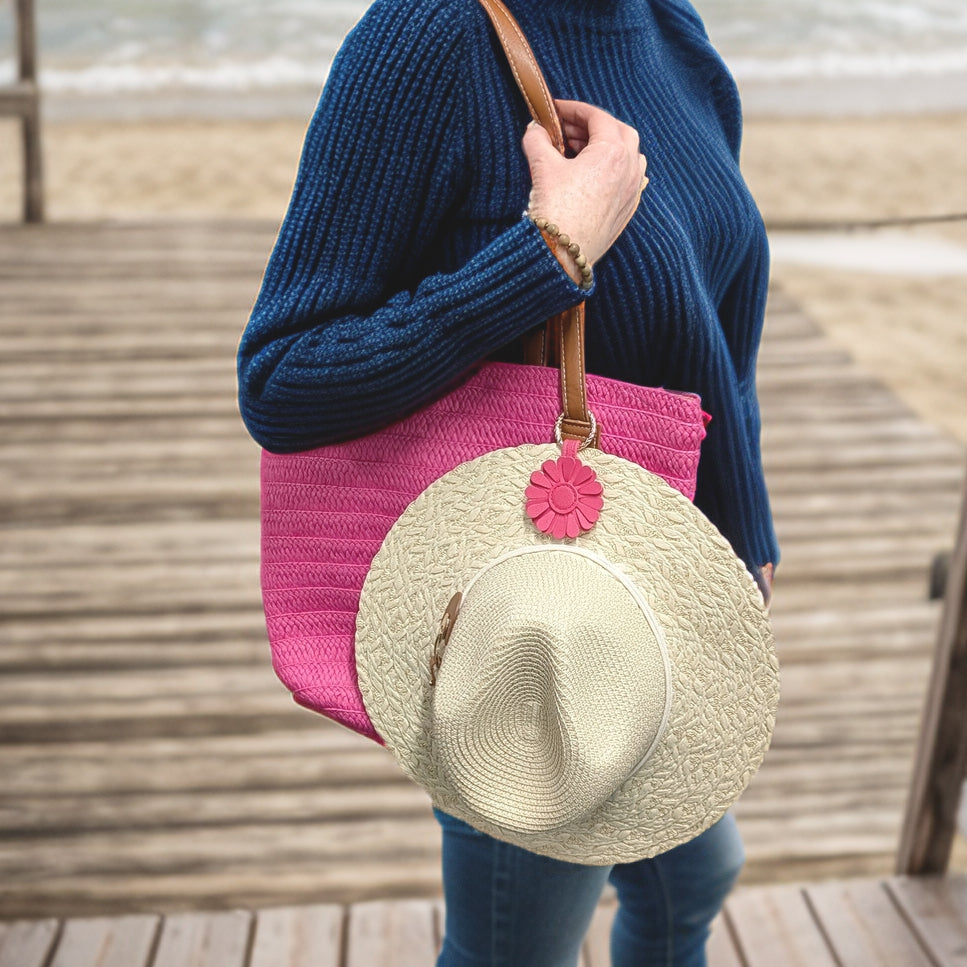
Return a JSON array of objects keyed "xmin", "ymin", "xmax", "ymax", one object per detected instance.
[{"xmin": 238, "ymin": 0, "xmax": 778, "ymax": 962}]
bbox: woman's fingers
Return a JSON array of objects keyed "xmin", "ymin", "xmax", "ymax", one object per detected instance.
[
  {"xmin": 522, "ymin": 100, "xmax": 649, "ymax": 267},
  {"xmin": 557, "ymin": 99, "xmax": 640, "ymax": 154}
]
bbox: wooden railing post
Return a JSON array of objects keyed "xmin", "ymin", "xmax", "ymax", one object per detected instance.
[
  {"xmin": 897, "ymin": 474, "xmax": 967, "ymax": 874},
  {"xmin": 2, "ymin": 0, "xmax": 44, "ymax": 221}
]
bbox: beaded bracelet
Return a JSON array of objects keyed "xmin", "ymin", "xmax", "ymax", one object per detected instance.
[{"xmin": 529, "ymin": 214, "xmax": 594, "ymax": 291}]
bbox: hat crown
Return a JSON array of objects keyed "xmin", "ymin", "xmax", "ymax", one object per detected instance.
[{"xmin": 432, "ymin": 546, "xmax": 672, "ymax": 833}]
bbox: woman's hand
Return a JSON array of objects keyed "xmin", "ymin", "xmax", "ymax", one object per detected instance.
[
  {"xmin": 523, "ymin": 100, "xmax": 648, "ymax": 274},
  {"xmin": 757, "ymin": 563, "xmax": 775, "ymax": 608}
]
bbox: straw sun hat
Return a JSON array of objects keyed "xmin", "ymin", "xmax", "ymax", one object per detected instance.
[{"xmin": 355, "ymin": 443, "xmax": 779, "ymax": 865}]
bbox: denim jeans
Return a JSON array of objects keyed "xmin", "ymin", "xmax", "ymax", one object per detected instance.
[{"xmin": 434, "ymin": 809, "xmax": 744, "ymax": 967}]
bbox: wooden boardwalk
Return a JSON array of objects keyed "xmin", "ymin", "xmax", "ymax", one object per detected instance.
[
  {"xmin": 3, "ymin": 877, "xmax": 967, "ymax": 966},
  {"xmin": 1, "ymin": 220, "xmax": 965, "ymax": 921}
]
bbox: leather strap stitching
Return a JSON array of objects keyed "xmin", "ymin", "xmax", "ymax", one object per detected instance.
[{"xmin": 477, "ymin": 0, "xmax": 564, "ymax": 151}]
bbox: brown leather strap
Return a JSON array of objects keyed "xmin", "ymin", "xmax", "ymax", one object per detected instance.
[
  {"xmin": 477, "ymin": 0, "xmax": 596, "ymax": 444},
  {"xmin": 476, "ymin": 0, "xmax": 565, "ymax": 153},
  {"xmin": 556, "ymin": 305, "xmax": 598, "ymax": 446}
]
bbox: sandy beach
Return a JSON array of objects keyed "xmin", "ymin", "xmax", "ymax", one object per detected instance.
[
  {"xmin": 2, "ymin": 110, "xmax": 965, "ymax": 444},
  {"xmin": 743, "ymin": 114, "xmax": 967, "ymax": 446}
]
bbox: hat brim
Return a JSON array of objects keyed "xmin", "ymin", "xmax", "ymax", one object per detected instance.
[{"xmin": 356, "ymin": 445, "xmax": 778, "ymax": 864}]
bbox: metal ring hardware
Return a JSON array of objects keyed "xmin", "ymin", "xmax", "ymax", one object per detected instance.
[{"xmin": 553, "ymin": 411, "xmax": 597, "ymax": 451}]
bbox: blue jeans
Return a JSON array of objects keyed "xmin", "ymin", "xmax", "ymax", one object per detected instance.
[{"xmin": 434, "ymin": 810, "xmax": 744, "ymax": 967}]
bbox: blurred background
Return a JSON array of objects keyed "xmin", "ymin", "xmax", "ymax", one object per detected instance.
[{"xmin": 2, "ymin": 0, "xmax": 966, "ymax": 437}]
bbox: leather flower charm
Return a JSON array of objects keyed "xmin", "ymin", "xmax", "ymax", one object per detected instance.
[{"xmin": 525, "ymin": 439, "xmax": 603, "ymax": 538}]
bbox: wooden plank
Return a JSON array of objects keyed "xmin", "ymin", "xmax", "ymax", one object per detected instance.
[
  {"xmin": 0, "ymin": 919, "xmax": 59, "ymax": 967},
  {"xmin": 706, "ymin": 914, "xmax": 744, "ymax": 967},
  {"xmin": 0, "ymin": 665, "xmax": 276, "ymax": 705},
  {"xmin": 344, "ymin": 900, "xmax": 439, "ymax": 967},
  {"xmin": 739, "ymin": 754, "xmax": 918, "ymax": 797},
  {"xmin": 0, "ymin": 729, "xmax": 372, "ymax": 792},
  {"xmin": 0, "ymin": 248, "xmax": 267, "ymax": 272},
  {"xmin": 0, "ymin": 417, "xmax": 246, "ymax": 447},
  {"xmin": 762, "ymin": 464, "xmax": 965, "ymax": 495},
  {"xmin": 0, "ymin": 863, "xmax": 444, "ymax": 921},
  {"xmin": 885, "ymin": 875, "xmax": 967, "ymax": 966},
  {"xmin": 897, "ymin": 480, "xmax": 967, "ymax": 875},
  {"xmin": 248, "ymin": 904, "xmax": 344, "ymax": 967},
  {"xmin": 0, "ymin": 784, "xmax": 428, "ymax": 836},
  {"xmin": 0, "ymin": 820, "xmax": 440, "ymax": 881},
  {"xmin": 0, "ymin": 612, "xmax": 266, "ymax": 670},
  {"xmin": 0, "ymin": 279, "xmax": 259, "ymax": 308},
  {"xmin": 724, "ymin": 884, "xmax": 838, "ymax": 967},
  {"xmin": 769, "ymin": 487, "xmax": 961, "ymax": 519},
  {"xmin": 151, "ymin": 911, "xmax": 251, "ymax": 967},
  {"xmin": 0, "ymin": 691, "xmax": 303, "ymax": 745},
  {"xmin": 48, "ymin": 915, "xmax": 159, "ymax": 967},
  {"xmin": 804, "ymin": 879, "xmax": 935, "ymax": 966},
  {"xmin": 0, "ymin": 217, "xmax": 275, "ymax": 244}
]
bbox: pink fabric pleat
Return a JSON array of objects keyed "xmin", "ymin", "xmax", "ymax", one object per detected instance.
[{"xmin": 260, "ymin": 361, "xmax": 708, "ymax": 741}]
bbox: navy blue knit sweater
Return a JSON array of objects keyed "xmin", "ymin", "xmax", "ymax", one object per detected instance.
[{"xmin": 237, "ymin": 0, "xmax": 779, "ymax": 571}]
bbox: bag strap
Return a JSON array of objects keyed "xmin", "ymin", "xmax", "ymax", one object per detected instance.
[
  {"xmin": 477, "ymin": 0, "xmax": 598, "ymax": 447},
  {"xmin": 476, "ymin": 0, "xmax": 565, "ymax": 151}
]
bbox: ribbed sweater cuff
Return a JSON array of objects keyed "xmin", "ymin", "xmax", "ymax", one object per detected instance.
[{"xmin": 441, "ymin": 217, "xmax": 590, "ymax": 358}]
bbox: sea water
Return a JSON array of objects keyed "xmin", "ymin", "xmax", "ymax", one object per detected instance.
[{"xmin": 1, "ymin": 0, "xmax": 966, "ymax": 117}]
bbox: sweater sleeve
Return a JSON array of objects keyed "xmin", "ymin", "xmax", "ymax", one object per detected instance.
[
  {"xmin": 237, "ymin": 0, "xmax": 585, "ymax": 453},
  {"xmin": 697, "ymin": 232, "xmax": 780, "ymax": 572}
]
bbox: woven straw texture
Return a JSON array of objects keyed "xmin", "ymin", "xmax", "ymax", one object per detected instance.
[
  {"xmin": 260, "ymin": 362, "xmax": 707, "ymax": 739},
  {"xmin": 431, "ymin": 546, "xmax": 672, "ymax": 834},
  {"xmin": 355, "ymin": 444, "xmax": 778, "ymax": 864}
]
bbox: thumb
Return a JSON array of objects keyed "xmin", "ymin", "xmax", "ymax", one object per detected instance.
[{"xmin": 521, "ymin": 120, "xmax": 560, "ymax": 170}]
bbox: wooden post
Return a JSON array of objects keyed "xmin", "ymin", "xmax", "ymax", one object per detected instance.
[
  {"xmin": 1, "ymin": 0, "xmax": 45, "ymax": 222},
  {"xmin": 17, "ymin": 0, "xmax": 44, "ymax": 222},
  {"xmin": 896, "ymin": 476, "xmax": 967, "ymax": 874}
]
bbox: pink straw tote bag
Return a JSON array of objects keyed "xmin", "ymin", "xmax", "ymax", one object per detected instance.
[{"xmin": 259, "ymin": 0, "xmax": 710, "ymax": 742}]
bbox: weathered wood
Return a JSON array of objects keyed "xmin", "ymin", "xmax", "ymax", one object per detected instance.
[
  {"xmin": 0, "ymin": 785, "xmax": 429, "ymax": 838},
  {"xmin": 152, "ymin": 911, "xmax": 252, "ymax": 967},
  {"xmin": 706, "ymin": 914, "xmax": 744, "ymax": 967},
  {"xmin": 1, "ymin": 0, "xmax": 43, "ymax": 221},
  {"xmin": 0, "ymin": 919, "xmax": 59, "ymax": 967},
  {"xmin": 248, "ymin": 905, "xmax": 343, "ymax": 967},
  {"xmin": 885, "ymin": 876, "xmax": 967, "ymax": 965},
  {"xmin": 1, "ymin": 220, "xmax": 965, "ymax": 920},
  {"xmin": 0, "ymin": 819, "xmax": 440, "ymax": 882},
  {"xmin": 724, "ymin": 884, "xmax": 838, "ymax": 967},
  {"xmin": 804, "ymin": 879, "xmax": 935, "ymax": 966},
  {"xmin": 343, "ymin": 900, "xmax": 439, "ymax": 967},
  {"xmin": 0, "ymin": 865, "xmax": 445, "ymax": 922},
  {"xmin": 48, "ymin": 915, "xmax": 159, "ymax": 967},
  {"xmin": 14, "ymin": 0, "xmax": 37, "ymax": 79},
  {"xmin": 5, "ymin": 881, "xmax": 967, "ymax": 966},
  {"xmin": 897, "ymin": 480, "xmax": 967, "ymax": 875}
]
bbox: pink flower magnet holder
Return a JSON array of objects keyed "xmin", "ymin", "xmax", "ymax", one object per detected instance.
[{"xmin": 525, "ymin": 430, "xmax": 604, "ymax": 539}]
